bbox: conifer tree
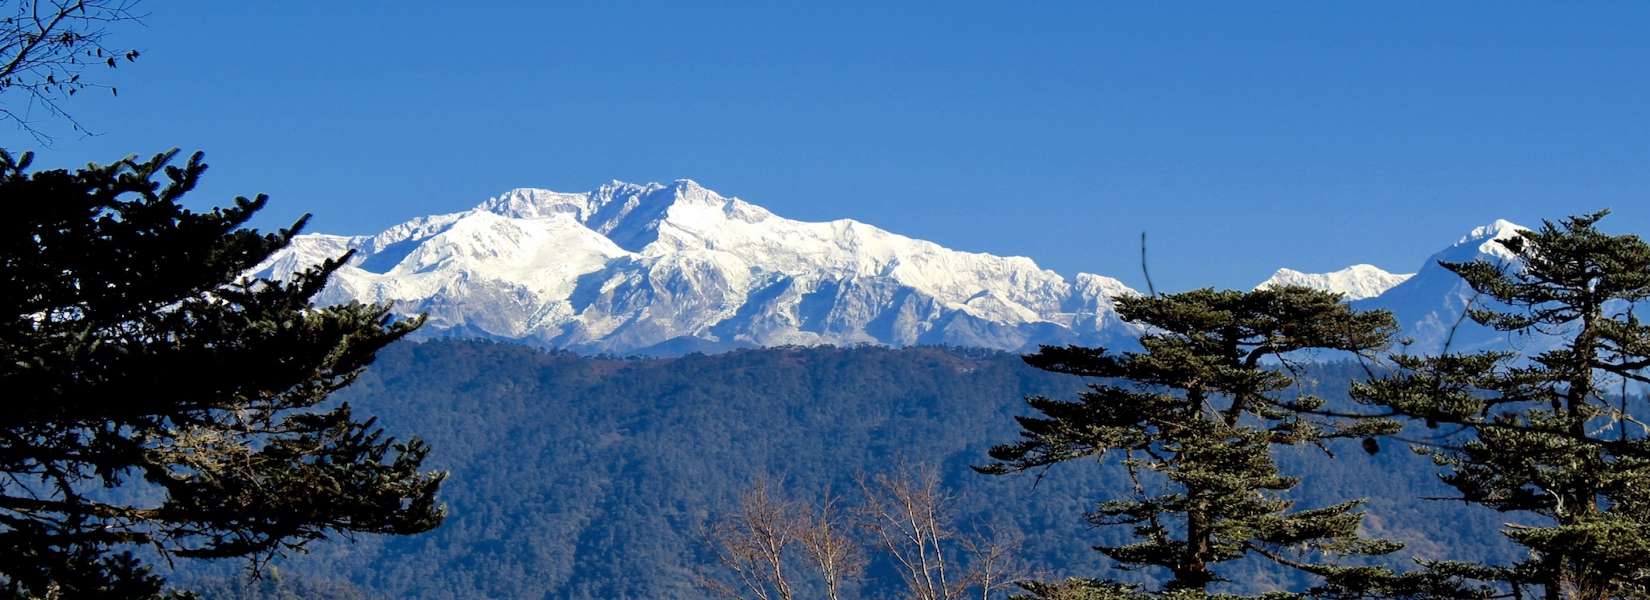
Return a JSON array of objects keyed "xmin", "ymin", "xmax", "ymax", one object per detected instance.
[
  {"xmin": 1351, "ymin": 211, "xmax": 1650, "ymax": 599},
  {"xmin": 0, "ymin": 149, "xmax": 445, "ymax": 598},
  {"xmin": 978, "ymin": 286, "xmax": 1403, "ymax": 598}
]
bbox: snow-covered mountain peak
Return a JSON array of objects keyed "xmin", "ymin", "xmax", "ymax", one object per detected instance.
[
  {"xmin": 1460, "ymin": 218, "xmax": 1525, "ymax": 243},
  {"xmin": 1255, "ymin": 264, "xmax": 1413, "ymax": 300},
  {"xmin": 252, "ymin": 181, "xmax": 1568, "ymax": 361},
  {"xmin": 478, "ymin": 187, "xmax": 599, "ymax": 221},
  {"xmin": 1350, "ymin": 218, "xmax": 1540, "ymax": 355},
  {"xmin": 471, "ymin": 180, "xmax": 767, "ymax": 252},
  {"xmin": 1073, "ymin": 272, "xmax": 1137, "ymax": 299},
  {"xmin": 1455, "ymin": 219, "xmax": 1528, "ymax": 261},
  {"xmin": 252, "ymin": 180, "xmax": 1142, "ymax": 354}
]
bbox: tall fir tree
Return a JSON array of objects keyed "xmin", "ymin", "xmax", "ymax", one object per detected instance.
[
  {"xmin": 0, "ymin": 149, "xmax": 445, "ymax": 598},
  {"xmin": 978, "ymin": 286, "xmax": 1404, "ymax": 599},
  {"xmin": 1352, "ymin": 211, "xmax": 1650, "ymax": 599}
]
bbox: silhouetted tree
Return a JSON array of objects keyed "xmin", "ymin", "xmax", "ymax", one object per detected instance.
[
  {"xmin": 0, "ymin": 149, "xmax": 444, "ymax": 598},
  {"xmin": 980, "ymin": 287, "xmax": 1405, "ymax": 598}
]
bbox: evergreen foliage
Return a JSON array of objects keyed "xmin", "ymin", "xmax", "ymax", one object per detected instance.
[
  {"xmin": 1352, "ymin": 211, "xmax": 1650, "ymax": 599},
  {"xmin": 0, "ymin": 150, "xmax": 445, "ymax": 598},
  {"xmin": 978, "ymin": 287, "xmax": 1407, "ymax": 598}
]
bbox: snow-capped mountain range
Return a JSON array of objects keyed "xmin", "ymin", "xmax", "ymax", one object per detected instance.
[
  {"xmin": 1255, "ymin": 265, "xmax": 1413, "ymax": 301},
  {"xmin": 250, "ymin": 180, "xmax": 1526, "ymax": 355},
  {"xmin": 253, "ymin": 180, "xmax": 1139, "ymax": 354}
]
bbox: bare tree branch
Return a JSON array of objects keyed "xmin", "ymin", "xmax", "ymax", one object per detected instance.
[{"xmin": 0, "ymin": 0, "xmax": 145, "ymax": 145}]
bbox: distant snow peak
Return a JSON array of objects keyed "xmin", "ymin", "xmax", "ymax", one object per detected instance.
[
  {"xmin": 1457, "ymin": 218, "xmax": 1529, "ymax": 261},
  {"xmin": 1350, "ymin": 218, "xmax": 1546, "ymax": 356},
  {"xmin": 1459, "ymin": 218, "xmax": 1527, "ymax": 245},
  {"xmin": 253, "ymin": 187, "xmax": 1550, "ymax": 359},
  {"xmin": 252, "ymin": 180, "xmax": 1142, "ymax": 354},
  {"xmin": 1255, "ymin": 264, "xmax": 1412, "ymax": 301}
]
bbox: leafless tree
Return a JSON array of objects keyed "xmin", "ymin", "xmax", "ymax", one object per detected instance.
[
  {"xmin": 702, "ymin": 477, "xmax": 801, "ymax": 600},
  {"xmin": 857, "ymin": 465, "xmax": 1024, "ymax": 600},
  {"xmin": 702, "ymin": 467, "xmax": 1022, "ymax": 600},
  {"xmin": 957, "ymin": 523, "xmax": 1024, "ymax": 600},
  {"xmin": 796, "ymin": 486, "xmax": 865, "ymax": 600},
  {"xmin": 0, "ymin": 0, "xmax": 144, "ymax": 143}
]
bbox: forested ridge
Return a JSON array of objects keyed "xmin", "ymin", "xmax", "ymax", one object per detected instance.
[{"xmin": 176, "ymin": 341, "xmax": 1514, "ymax": 599}]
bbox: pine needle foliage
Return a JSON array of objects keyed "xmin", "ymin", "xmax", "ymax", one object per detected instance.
[
  {"xmin": 0, "ymin": 150, "xmax": 445, "ymax": 598},
  {"xmin": 978, "ymin": 286, "xmax": 1404, "ymax": 599},
  {"xmin": 1352, "ymin": 211, "xmax": 1650, "ymax": 599}
]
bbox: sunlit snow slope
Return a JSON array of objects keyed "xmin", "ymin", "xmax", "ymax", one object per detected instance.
[
  {"xmin": 255, "ymin": 181, "xmax": 1565, "ymax": 358},
  {"xmin": 1255, "ymin": 264, "xmax": 1413, "ymax": 301},
  {"xmin": 252, "ymin": 181, "xmax": 1141, "ymax": 354}
]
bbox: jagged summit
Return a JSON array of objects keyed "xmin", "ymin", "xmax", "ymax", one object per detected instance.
[
  {"xmin": 1255, "ymin": 264, "xmax": 1412, "ymax": 300},
  {"xmin": 252, "ymin": 180, "xmax": 1141, "ymax": 354}
]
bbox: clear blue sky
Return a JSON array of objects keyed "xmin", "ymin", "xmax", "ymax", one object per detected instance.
[{"xmin": 24, "ymin": 2, "xmax": 1650, "ymax": 292}]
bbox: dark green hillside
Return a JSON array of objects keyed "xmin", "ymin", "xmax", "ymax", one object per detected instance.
[{"xmin": 178, "ymin": 341, "xmax": 1513, "ymax": 599}]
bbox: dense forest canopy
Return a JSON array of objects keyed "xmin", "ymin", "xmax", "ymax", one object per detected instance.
[{"xmin": 172, "ymin": 341, "xmax": 1517, "ymax": 599}]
